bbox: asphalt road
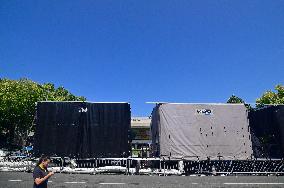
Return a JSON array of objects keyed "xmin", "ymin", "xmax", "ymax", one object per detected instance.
[{"xmin": 1, "ymin": 172, "xmax": 284, "ymax": 188}]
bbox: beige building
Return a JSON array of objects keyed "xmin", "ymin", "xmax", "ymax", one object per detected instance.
[{"xmin": 131, "ymin": 117, "xmax": 151, "ymax": 157}]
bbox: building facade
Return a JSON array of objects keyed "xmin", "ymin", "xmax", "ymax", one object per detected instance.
[{"xmin": 131, "ymin": 117, "xmax": 151, "ymax": 157}]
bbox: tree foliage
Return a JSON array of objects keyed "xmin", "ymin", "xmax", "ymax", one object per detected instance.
[
  {"xmin": 0, "ymin": 78, "xmax": 86, "ymax": 148},
  {"xmin": 256, "ymin": 84, "xmax": 284, "ymax": 106},
  {"xmin": 227, "ymin": 95, "xmax": 245, "ymax": 104},
  {"xmin": 227, "ymin": 95, "xmax": 252, "ymax": 110}
]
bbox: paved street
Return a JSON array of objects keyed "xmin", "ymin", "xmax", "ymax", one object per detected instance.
[{"xmin": 1, "ymin": 172, "xmax": 284, "ymax": 188}]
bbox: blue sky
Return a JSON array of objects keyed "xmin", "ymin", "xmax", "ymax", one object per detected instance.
[{"xmin": 1, "ymin": 0, "xmax": 284, "ymax": 116}]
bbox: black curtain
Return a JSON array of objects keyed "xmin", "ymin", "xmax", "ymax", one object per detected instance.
[
  {"xmin": 249, "ymin": 106, "xmax": 284, "ymax": 158},
  {"xmin": 34, "ymin": 102, "xmax": 131, "ymax": 158}
]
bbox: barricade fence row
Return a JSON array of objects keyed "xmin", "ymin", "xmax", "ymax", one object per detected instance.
[{"xmin": 1, "ymin": 157, "xmax": 284, "ymax": 175}]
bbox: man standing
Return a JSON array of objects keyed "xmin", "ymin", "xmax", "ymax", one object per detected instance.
[{"xmin": 33, "ymin": 155, "xmax": 54, "ymax": 188}]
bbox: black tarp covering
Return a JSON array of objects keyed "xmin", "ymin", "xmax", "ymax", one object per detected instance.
[
  {"xmin": 249, "ymin": 105, "xmax": 284, "ymax": 159},
  {"xmin": 34, "ymin": 102, "xmax": 131, "ymax": 158}
]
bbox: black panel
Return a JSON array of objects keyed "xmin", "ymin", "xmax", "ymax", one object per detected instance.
[
  {"xmin": 34, "ymin": 102, "xmax": 131, "ymax": 158},
  {"xmin": 249, "ymin": 106, "xmax": 284, "ymax": 158}
]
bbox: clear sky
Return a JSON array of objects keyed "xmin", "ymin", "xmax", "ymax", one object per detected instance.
[{"xmin": 1, "ymin": 0, "xmax": 284, "ymax": 116}]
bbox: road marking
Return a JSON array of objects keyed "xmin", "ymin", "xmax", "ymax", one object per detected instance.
[
  {"xmin": 99, "ymin": 183, "xmax": 126, "ymax": 185},
  {"xmin": 224, "ymin": 183, "xmax": 284, "ymax": 185},
  {"xmin": 48, "ymin": 181, "xmax": 53, "ymax": 183},
  {"xmin": 64, "ymin": 181, "xmax": 86, "ymax": 184},
  {"xmin": 8, "ymin": 180, "xmax": 22, "ymax": 182}
]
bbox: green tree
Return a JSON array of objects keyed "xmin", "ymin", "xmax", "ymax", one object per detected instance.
[
  {"xmin": 256, "ymin": 84, "xmax": 284, "ymax": 106},
  {"xmin": 227, "ymin": 95, "xmax": 251, "ymax": 109},
  {"xmin": 0, "ymin": 78, "xmax": 86, "ymax": 149},
  {"xmin": 227, "ymin": 95, "xmax": 245, "ymax": 104}
]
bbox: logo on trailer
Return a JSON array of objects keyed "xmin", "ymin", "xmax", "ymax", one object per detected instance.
[
  {"xmin": 196, "ymin": 109, "xmax": 212, "ymax": 115},
  {"xmin": 79, "ymin": 107, "xmax": 88, "ymax": 113}
]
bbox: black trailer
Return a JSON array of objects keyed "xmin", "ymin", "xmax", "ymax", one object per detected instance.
[
  {"xmin": 34, "ymin": 101, "xmax": 131, "ymax": 158},
  {"xmin": 249, "ymin": 105, "xmax": 284, "ymax": 159}
]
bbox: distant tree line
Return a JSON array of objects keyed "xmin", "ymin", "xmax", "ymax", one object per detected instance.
[
  {"xmin": 227, "ymin": 84, "xmax": 284, "ymax": 108},
  {"xmin": 0, "ymin": 78, "xmax": 86, "ymax": 149}
]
